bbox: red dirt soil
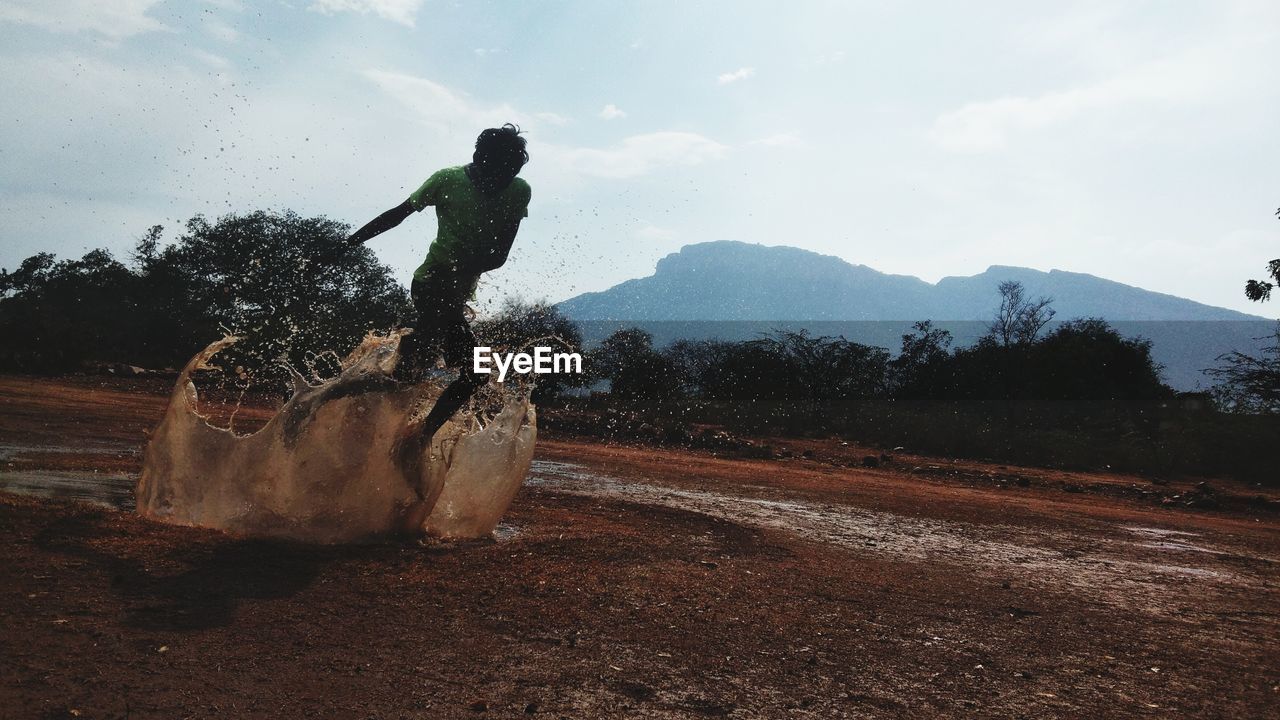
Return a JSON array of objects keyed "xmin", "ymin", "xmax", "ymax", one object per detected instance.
[{"xmin": 1, "ymin": 375, "xmax": 1277, "ymax": 719}]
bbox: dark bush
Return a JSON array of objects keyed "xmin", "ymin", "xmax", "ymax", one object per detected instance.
[
  {"xmin": 474, "ymin": 298, "xmax": 586, "ymax": 403},
  {"xmin": 0, "ymin": 211, "xmax": 411, "ymax": 384}
]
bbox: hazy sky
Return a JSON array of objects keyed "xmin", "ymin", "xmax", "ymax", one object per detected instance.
[{"xmin": 1, "ymin": 0, "xmax": 1277, "ymax": 315}]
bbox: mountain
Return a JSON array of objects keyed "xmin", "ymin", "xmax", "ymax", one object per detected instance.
[{"xmin": 557, "ymin": 241, "xmax": 1265, "ymax": 321}]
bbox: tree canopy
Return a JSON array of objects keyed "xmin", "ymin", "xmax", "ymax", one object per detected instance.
[{"xmin": 0, "ymin": 211, "xmax": 410, "ymax": 380}]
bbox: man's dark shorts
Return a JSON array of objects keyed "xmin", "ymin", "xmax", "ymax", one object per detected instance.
[{"xmin": 398, "ymin": 273, "xmax": 480, "ymax": 383}]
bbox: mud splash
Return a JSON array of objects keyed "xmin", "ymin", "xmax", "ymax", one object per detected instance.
[{"xmin": 136, "ymin": 334, "xmax": 536, "ymax": 543}]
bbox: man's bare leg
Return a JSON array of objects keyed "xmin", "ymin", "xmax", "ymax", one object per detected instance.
[{"xmin": 417, "ymin": 373, "xmax": 484, "ymax": 442}]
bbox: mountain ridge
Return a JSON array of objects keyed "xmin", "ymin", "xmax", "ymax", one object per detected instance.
[{"xmin": 558, "ymin": 240, "xmax": 1265, "ymax": 321}]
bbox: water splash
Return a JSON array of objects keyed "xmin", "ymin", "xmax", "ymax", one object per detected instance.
[{"xmin": 136, "ymin": 333, "xmax": 536, "ymax": 543}]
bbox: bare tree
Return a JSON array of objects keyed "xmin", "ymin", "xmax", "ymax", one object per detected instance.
[
  {"xmin": 1207, "ymin": 339, "xmax": 1280, "ymax": 413},
  {"xmin": 1207, "ymin": 205, "xmax": 1279, "ymax": 413},
  {"xmin": 989, "ymin": 280, "xmax": 1056, "ymax": 346}
]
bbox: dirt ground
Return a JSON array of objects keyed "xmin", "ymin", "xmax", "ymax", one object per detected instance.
[{"xmin": 1, "ymin": 375, "xmax": 1278, "ymax": 719}]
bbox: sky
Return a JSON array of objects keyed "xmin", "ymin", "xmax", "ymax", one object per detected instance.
[{"xmin": 1, "ymin": 0, "xmax": 1277, "ymax": 315}]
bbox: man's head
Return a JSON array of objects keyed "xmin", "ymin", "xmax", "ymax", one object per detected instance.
[{"xmin": 473, "ymin": 123, "xmax": 528, "ymax": 182}]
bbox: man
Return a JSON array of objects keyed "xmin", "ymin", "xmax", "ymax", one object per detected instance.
[{"xmin": 345, "ymin": 123, "xmax": 531, "ymax": 442}]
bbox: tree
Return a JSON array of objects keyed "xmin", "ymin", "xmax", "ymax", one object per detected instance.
[
  {"xmin": 941, "ymin": 317, "xmax": 1168, "ymax": 403},
  {"xmin": 1245, "ymin": 260, "xmax": 1279, "ymax": 303},
  {"xmin": 662, "ymin": 338, "xmax": 728, "ymax": 397},
  {"xmin": 1207, "ymin": 333, "xmax": 1280, "ymax": 414},
  {"xmin": 588, "ymin": 328, "xmax": 679, "ymax": 410},
  {"xmin": 989, "ymin": 280, "xmax": 1056, "ymax": 346},
  {"xmin": 0, "ymin": 210, "xmax": 411, "ymax": 381},
  {"xmin": 1029, "ymin": 318, "xmax": 1167, "ymax": 402},
  {"xmin": 890, "ymin": 320, "xmax": 954, "ymax": 398},
  {"xmin": 143, "ymin": 211, "xmax": 411, "ymax": 381},
  {"xmin": 1243, "ymin": 207, "xmax": 1279, "ymax": 302},
  {"xmin": 0, "ymin": 250, "xmax": 138, "ymax": 372},
  {"xmin": 1209, "ymin": 205, "xmax": 1280, "ymax": 413},
  {"xmin": 474, "ymin": 298, "xmax": 585, "ymax": 403},
  {"xmin": 476, "ymin": 297, "xmax": 581, "ymax": 351},
  {"xmin": 699, "ymin": 330, "xmax": 888, "ymax": 420}
]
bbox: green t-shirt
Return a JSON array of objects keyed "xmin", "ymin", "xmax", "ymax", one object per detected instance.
[{"xmin": 407, "ymin": 166, "xmax": 531, "ymax": 295}]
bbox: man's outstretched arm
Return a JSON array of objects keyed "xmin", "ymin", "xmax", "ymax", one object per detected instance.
[{"xmin": 347, "ymin": 200, "xmax": 415, "ymax": 247}]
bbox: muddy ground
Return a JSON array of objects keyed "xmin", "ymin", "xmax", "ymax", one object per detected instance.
[{"xmin": 1, "ymin": 375, "xmax": 1277, "ymax": 719}]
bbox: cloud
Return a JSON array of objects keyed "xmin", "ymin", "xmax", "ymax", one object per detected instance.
[
  {"xmin": 0, "ymin": 0, "xmax": 166, "ymax": 39},
  {"xmin": 717, "ymin": 67, "xmax": 755, "ymax": 85},
  {"xmin": 633, "ymin": 225, "xmax": 676, "ymax": 242},
  {"xmin": 550, "ymin": 132, "xmax": 728, "ymax": 179},
  {"xmin": 749, "ymin": 133, "xmax": 802, "ymax": 148},
  {"xmin": 363, "ymin": 70, "xmax": 729, "ymax": 187},
  {"xmin": 364, "ymin": 69, "xmax": 521, "ymax": 134},
  {"xmin": 308, "ymin": 0, "xmax": 425, "ymax": 27},
  {"xmin": 928, "ymin": 36, "xmax": 1249, "ymax": 153},
  {"xmin": 203, "ymin": 17, "xmax": 240, "ymax": 42},
  {"xmin": 191, "ymin": 48, "xmax": 231, "ymax": 70},
  {"xmin": 599, "ymin": 104, "xmax": 626, "ymax": 120},
  {"xmin": 534, "ymin": 112, "xmax": 570, "ymax": 126},
  {"xmin": 930, "ymin": 94, "xmax": 1080, "ymax": 153}
]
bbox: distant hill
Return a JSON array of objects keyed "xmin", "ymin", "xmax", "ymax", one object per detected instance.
[{"xmin": 557, "ymin": 240, "xmax": 1264, "ymax": 321}]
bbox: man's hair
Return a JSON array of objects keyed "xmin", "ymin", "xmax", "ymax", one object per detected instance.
[{"xmin": 474, "ymin": 123, "xmax": 529, "ymax": 174}]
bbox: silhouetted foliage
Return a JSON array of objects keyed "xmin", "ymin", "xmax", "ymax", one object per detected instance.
[
  {"xmin": 663, "ymin": 338, "xmax": 729, "ymax": 396},
  {"xmin": 1207, "ymin": 205, "xmax": 1279, "ymax": 413},
  {"xmin": 1245, "ymin": 261, "xmax": 1279, "ymax": 303},
  {"xmin": 693, "ymin": 330, "xmax": 888, "ymax": 420},
  {"xmin": 1027, "ymin": 319, "xmax": 1166, "ymax": 401},
  {"xmin": 0, "ymin": 211, "xmax": 411, "ymax": 380},
  {"xmin": 475, "ymin": 298, "xmax": 585, "ymax": 403},
  {"xmin": 0, "ymin": 250, "xmax": 139, "ymax": 372},
  {"xmin": 989, "ymin": 280, "xmax": 1055, "ymax": 346},
  {"xmin": 588, "ymin": 328, "xmax": 680, "ymax": 410},
  {"xmin": 1243, "ymin": 208, "xmax": 1279, "ymax": 302},
  {"xmin": 1208, "ymin": 324, "xmax": 1280, "ymax": 416},
  {"xmin": 1207, "ymin": 331, "xmax": 1280, "ymax": 414},
  {"xmin": 466, "ymin": 286, "xmax": 1261, "ymax": 481},
  {"xmin": 889, "ymin": 321, "xmax": 954, "ymax": 398},
  {"xmin": 923, "ymin": 318, "xmax": 1164, "ymax": 403}
]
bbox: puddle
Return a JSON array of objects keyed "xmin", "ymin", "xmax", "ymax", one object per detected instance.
[
  {"xmin": 1137, "ymin": 541, "xmax": 1216, "ymax": 554},
  {"xmin": 1, "ymin": 455, "xmax": 1272, "ymax": 609},
  {"xmin": 1149, "ymin": 565, "xmax": 1224, "ymax": 578},
  {"xmin": 492, "ymin": 522, "xmax": 521, "ymax": 542},
  {"xmin": 1125, "ymin": 526, "xmax": 1200, "ymax": 538},
  {"xmin": 0, "ymin": 443, "xmax": 138, "ymax": 461},
  {"xmin": 526, "ymin": 460, "xmax": 1272, "ymax": 612},
  {"xmin": 0, "ymin": 470, "xmax": 136, "ymax": 510},
  {"xmin": 1125, "ymin": 526, "xmax": 1216, "ymax": 554}
]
